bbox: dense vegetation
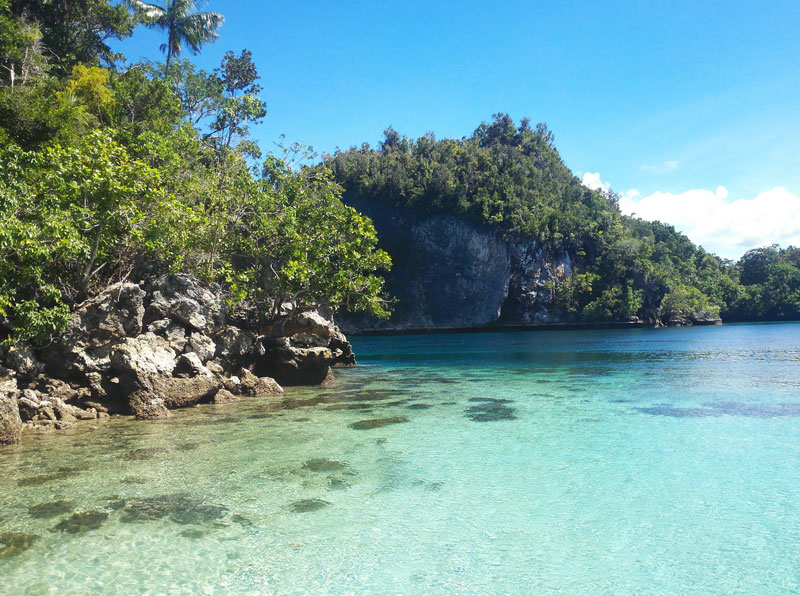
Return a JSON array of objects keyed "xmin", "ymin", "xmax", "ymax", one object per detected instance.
[
  {"xmin": 327, "ymin": 116, "xmax": 800, "ymax": 324},
  {"xmin": 0, "ymin": 0, "xmax": 391, "ymax": 343},
  {"xmin": 0, "ymin": 1, "xmax": 795, "ymax": 342}
]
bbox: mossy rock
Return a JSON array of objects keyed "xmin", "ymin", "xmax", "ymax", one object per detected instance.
[
  {"xmin": 28, "ymin": 500, "xmax": 75, "ymax": 519},
  {"xmin": 0, "ymin": 532, "xmax": 40, "ymax": 558},
  {"xmin": 52, "ymin": 511, "xmax": 109, "ymax": 533}
]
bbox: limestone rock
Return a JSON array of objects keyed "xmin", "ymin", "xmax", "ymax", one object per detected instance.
[
  {"xmin": 213, "ymin": 326, "xmax": 255, "ymax": 361},
  {"xmin": 144, "ymin": 274, "xmax": 223, "ymax": 334},
  {"xmin": 17, "ymin": 396, "xmax": 40, "ymax": 421},
  {"xmin": 159, "ymin": 376, "xmax": 221, "ymax": 410},
  {"xmin": 187, "ymin": 333, "xmax": 216, "ymax": 363},
  {"xmin": 0, "ymin": 378, "xmax": 22, "ymax": 444},
  {"xmin": 110, "ymin": 334, "xmax": 176, "ymax": 378},
  {"xmin": 335, "ymin": 199, "xmax": 577, "ymax": 331},
  {"xmin": 211, "ymin": 389, "xmax": 240, "ymax": 404},
  {"xmin": 252, "ymin": 376, "xmax": 284, "ymax": 397},
  {"xmin": 237, "ymin": 368, "xmax": 260, "ymax": 395},
  {"xmin": 6, "ymin": 344, "xmax": 43, "ymax": 378},
  {"xmin": 289, "ymin": 332, "xmax": 328, "ymax": 348},
  {"xmin": 173, "ymin": 352, "xmax": 212, "ymax": 378},
  {"xmin": 255, "ymin": 346, "xmax": 334, "ymax": 386},
  {"xmin": 41, "ymin": 283, "xmax": 146, "ymax": 377},
  {"xmin": 163, "ymin": 323, "xmax": 187, "ymax": 353}
]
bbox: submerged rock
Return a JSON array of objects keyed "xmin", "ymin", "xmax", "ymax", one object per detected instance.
[
  {"xmin": 302, "ymin": 458, "xmax": 347, "ymax": 472},
  {"xmin": 28, "ymin": 500, "xmax": 75, "ymax": 519},
  {"xmin": 349, "ymin": 416, "xmax": 409, "ymax": 430},
  {"xmin": 52, "ymin": 511, "xmax": 109, "ymax": 533},
  {"xmin": 117, "ymin": 494, "xmax": 227, "ymax": 525},
  {"xmin": 124, "ymin": 447, "xmax": 164, "ymax": 461},
  {"xmin": 0, "ymin": 532, "xmax": 40, "ymax": 558},
  {"xmin": 287, "ymin": 498, "xmax": 330, "ymax": 513},
  {"xmin": 17, "ymin": 467, "xmax": 82, "ymax": 487},
  {"xmin": 464, "ymin": 400, "xmax": 517, "ymax": 422}
]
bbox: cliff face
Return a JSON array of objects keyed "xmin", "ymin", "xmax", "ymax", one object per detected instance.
[{"xmin": 339, "ymin": 195, "xmax": 573, "ymax": 333}]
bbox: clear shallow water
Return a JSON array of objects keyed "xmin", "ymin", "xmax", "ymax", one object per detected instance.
[{"xmin": 1, "ymin": 323, "xmax": 800, "ymax": 595}]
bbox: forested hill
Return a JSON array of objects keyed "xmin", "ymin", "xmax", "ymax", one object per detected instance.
[{"xmin": 326, "ymin": 115, "xmax": 800, "ymax": 325}]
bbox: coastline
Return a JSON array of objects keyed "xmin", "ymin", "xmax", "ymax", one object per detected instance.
[{"xmin": 347, "ymin": 318, "xmax": 723, "ymax": 337}]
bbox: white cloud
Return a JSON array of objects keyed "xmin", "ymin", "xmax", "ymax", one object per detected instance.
[
  {"xmin": 641, "ymin": 160, "xmax": 679, "ymax": 174},
  {"xmin": 581, "ymin": 172, "xmax": 610, "ymax": 192},
  {"xmin": 619, "ymin": 186, "xmax": 800, "ymax": 259}
]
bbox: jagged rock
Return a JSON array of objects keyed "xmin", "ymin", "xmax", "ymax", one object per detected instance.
[
  {"xmin": 85, "ymin": 372, "xmax": 107, "ymax": 399},
  {"xmin": 321, "ymin": 368, "xmax": 336, "ymax": 387},
  {"xmin": 0, "ymin": 378, "xmax": 22, "ymax": 444},
  {"xmin": 1, "ymin": 272, "xmax": 360, "ymax": 442},
  {"xmin": 223, "ymin": 376, "xmax": 241, "ymax": 394},
  {"xmin": 164, "ymin": 323, "xmax": 188, "ymax": 353},
  {"xmin": 206, "ymin": 361, "xmax": 224, "ymax": 375},
  {"xmin": 37, "ymin": 401, "xmax": 57, "ymax": 422},
  {"xmin": 187, "ymin": 333, "xmax": 216, "ymax": 363},
  {"xmin": 211, "ymin": 389, "xmax": 240, "ymax": 404},
  {"xmin": 42, "ymin": 378, "xmax": 78, "ymax": 404},
  {"xmin": 109, "ymin": 334, "xmax": 221, "ymax": 417},
  {"xmin": 291, "ymin": 311, "xmax": 334, "ymax": 339},
  {"xmin": 110, "ymin": 334, "xmax": 176, "ymax": 419},
  {"xmin": 173, "ymin": 353, "xmax": 212, "ymax": 378},
  {"xmin": 213, "ymin": 326, "xmax": 255, "ymax": 361},
  {"xmin": 329, "ymin": 329, "xmax": 356, "ymax": 366},
  {"xmin": 237, "ymin": 368, "xmax": 260, "ymax": 394},
  {"xmin": 75, "ymin": 282, "xmax": 146, "ymax": 338},
  {"xmin": 17, "ymin": 396, "xmax": 40, "ymax": 421},
  {"xmin": 159, "ymin": 376, "xmax": 221, "ymax": 410},
  {"xmin": 6, "ymin": 344, "xmax": 43, "ymax": 378},
  {"xmin": 253, "ymin": 376, "xmax": 284, "ymax": 397},
  {"xmin": 41, "ymin": 283, "xmax": 146, "ymax": 377},
  {"xmin": 21, "ymin": 388, "xmax": 40, "ymax": 404},
  {"xmin": 290, "ymin": 332, "xmax": 328, "ymax": 348},
  {"xmin": 146, "ymin": 318, "xmax": 171, "ymax": 334},
  {"xmin": 255, "ymin": 346, "xmax": 335, "ymax": 386},
  {"xmin": 110, "ymin": 334, "xmax": 177, "ymax": 378},
  {"xmin": 145, "ymin": 274, "xmax": 223, "ymax": 334}
]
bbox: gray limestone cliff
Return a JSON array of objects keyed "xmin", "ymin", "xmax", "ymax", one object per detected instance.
[{"xmin": 338, "ymin": 195, "xmax": 572, "ymax": 333}]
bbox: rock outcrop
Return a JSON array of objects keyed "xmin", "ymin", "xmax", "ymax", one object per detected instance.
[
  {"xmin": 337, "ymin": 196, "xmax": 573, "ymax": 332},
  {"xmin": 338, "ymin": 195, "xmax": 719, "ymax": 332},
  {"xmin": 0, "ymin": 273, "xmax": 356, "ymax": 443},
  {"xmin": 0, "ymin": 378, "xmax": 22, "ymax": 444}
]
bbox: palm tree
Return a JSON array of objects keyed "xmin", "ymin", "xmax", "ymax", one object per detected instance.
[{"xmin": 129, "ymin": 0, "xmax": 224, "ymax": 73}]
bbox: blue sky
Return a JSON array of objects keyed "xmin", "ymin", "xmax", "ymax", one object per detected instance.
[{"xmin": 113, "ymin": 0, "xmax": 800, "ymax": 259}]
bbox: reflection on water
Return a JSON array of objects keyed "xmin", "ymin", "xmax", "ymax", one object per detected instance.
[{"xmin": 0, "ymin": 322, "xmax": 799, "ymax": 595}]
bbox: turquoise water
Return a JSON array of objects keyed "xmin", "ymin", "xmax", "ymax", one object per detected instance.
[{"xmin": 1, "ymin": 323, "xmax": 800, "ymax": 595}]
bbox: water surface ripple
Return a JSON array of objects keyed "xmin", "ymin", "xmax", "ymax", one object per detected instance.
[{"xmin": 1, "ymin": 323, "xmax": 799, "ymax": 595}]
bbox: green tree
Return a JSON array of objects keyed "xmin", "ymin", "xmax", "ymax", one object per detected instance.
[
  {"xmin": 128, "ymin": 0, "xmax": 223, "ymax": 73},
  {"xmin": 9, "ymin": 0, "xmax": 133, "ymax": 70}
]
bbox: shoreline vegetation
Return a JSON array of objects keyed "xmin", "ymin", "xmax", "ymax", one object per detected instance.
[{"xmin": 0, "ymin": 1, "xmax": 798, "ymax": 446}]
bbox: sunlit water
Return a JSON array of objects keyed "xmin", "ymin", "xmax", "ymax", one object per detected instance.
[{"xmin": 1, "ymin": 323, "xmax": 800, "ymax": 595}]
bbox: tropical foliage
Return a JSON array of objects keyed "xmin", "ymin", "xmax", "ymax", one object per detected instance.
[
  {"xmin": 0, "ymin": 1, "xmax": 390, "ymax": 342},
  {"xmin": 128, "ymin": 0, "xmax": 223, "ymax": 72}
]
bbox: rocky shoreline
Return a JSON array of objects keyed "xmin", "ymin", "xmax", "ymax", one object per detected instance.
[{"xmin": 0, "ymin": 274, "xmax": 355, "ymax": 445}]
